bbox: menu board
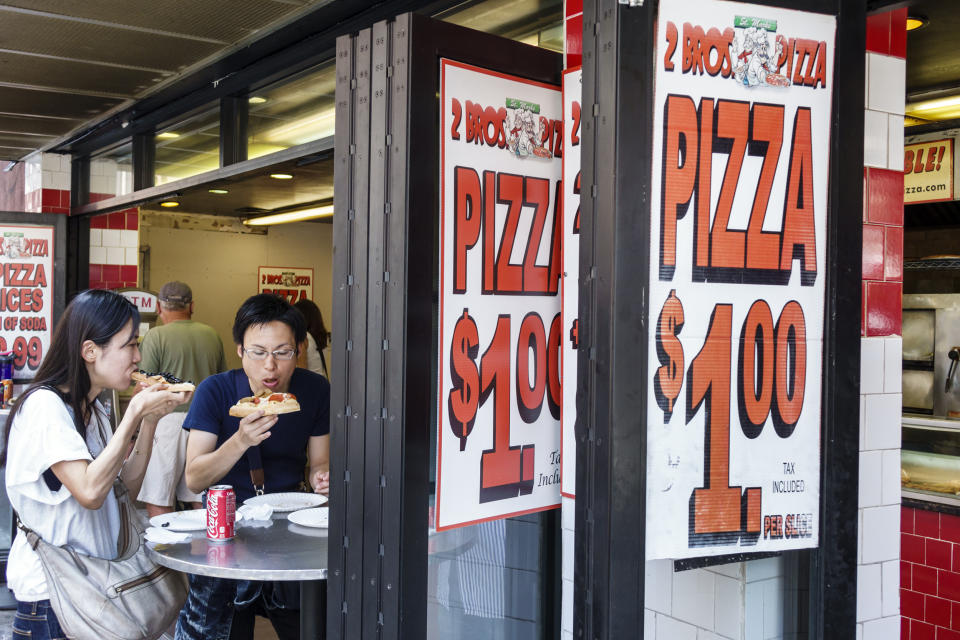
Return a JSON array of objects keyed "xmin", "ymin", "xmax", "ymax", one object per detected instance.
[
  {"xmin": 646, "ymin": 0, "xmax": 834, "ymax": 559},
  {"xmin": 904, "ymin": 137, "xmax": 954, "ymax": 204},
  {"xmin": 0, "ymin": 224, "xmax": 55, "ymax": 381},
  {"xmin": 561, "ymin": 67, "xmax": 581, "ymax": 499},
  {"xmin": 258, "ymin": 266, "xmax": 313, "ymax": 303},
  {"xmin": 436, "ymin": 59, "xmax": 563, "ymax": 531}
]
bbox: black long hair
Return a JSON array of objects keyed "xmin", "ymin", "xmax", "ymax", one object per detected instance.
[
  {"xmin": 293, "ymin": 299, "xmax": 328, "ymax": 375},
  {"xmin": 1, "ymin": 289, "xmax": 139, "ymax": 465}
]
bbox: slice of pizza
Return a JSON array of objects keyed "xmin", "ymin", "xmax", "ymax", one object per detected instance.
[
  {"xmin": 229, "ymin": 390, "xmax": 300, "ymax": 417},
  {"xmin": 131, "ymin": 370, "xmax": 196, "ymax": 392}
]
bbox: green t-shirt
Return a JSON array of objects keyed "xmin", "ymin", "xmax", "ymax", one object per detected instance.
[{"xmin": 139, "ymin": 319, "xmax": 227, "ymax": 412}]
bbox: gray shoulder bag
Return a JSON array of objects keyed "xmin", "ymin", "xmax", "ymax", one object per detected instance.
[{"xmin": 15, "ymin": 411, "xmax": 188, "ymax": 640}]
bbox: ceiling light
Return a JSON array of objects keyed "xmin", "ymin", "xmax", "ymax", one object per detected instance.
[
  {"xmin": 269, "ymin": 173, "xmax": 293, "ymax": 180},
  {"xmin": 249, "ymin": 96, "xmax": 267, "ymax": 104},
  {"xmin": 243, "ymin": 205, "xmax": 334, "ymax": 226},
  {"xmin": 159, "ymin": 200, "xmax": 180, "ymax": 208},
  {"xmin": 157, "ymin": 131, "xmax": 180, "ymax": 140},
  {"xmin": 208, "ymin": 188, "xmax": 229, "ymax": 194},
  {"xmin": 906, "ymin": 15, "xmax": 928, "ymax": 31}
]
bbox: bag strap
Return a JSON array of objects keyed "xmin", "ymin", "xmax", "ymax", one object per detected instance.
[{"xmin": 246, "ymin": 446, "xmax": 265, "ymax": 496}]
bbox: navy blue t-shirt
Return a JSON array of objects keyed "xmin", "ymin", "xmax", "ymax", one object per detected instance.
[{"xmin": 183, "ymin": 368, "xmax": 330, "ymax": 501}]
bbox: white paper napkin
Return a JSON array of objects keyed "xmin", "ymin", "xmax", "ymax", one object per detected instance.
[
  {"xmin": 145, "ymin": 527, "xmax": 192, "ymax": 544},
  {"xmin": 238, "ymin": 504, "xmax": 274, "ymax": 521}
]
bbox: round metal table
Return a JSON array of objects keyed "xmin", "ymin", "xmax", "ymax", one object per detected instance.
[{"xmin": 146, "ymin": 513, "xmax": 328, "ymax": 639}]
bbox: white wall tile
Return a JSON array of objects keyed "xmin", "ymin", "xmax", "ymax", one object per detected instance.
[
  {"xmin": 41, "ymin": 170, "xmax": 53, "ymax": 191},
  {"xmin": 887, "ymin": 115, "xmax": 904, "ymax": 171},
  {"xmin": 744, "ymin": 581, "xmax": 763, "ymax": 640},
  {"xmin": 883, "ymin": 336, "xmax": 902, "ymax": 395},
  {"xmin": 856, "ymin": 563, "xmax": 881, "ymax": 622},
  {"xmin": 881, "ymin": 559, "xmax": 899, "ymax": 617},
  {"xmin": 864, "ymin": 53, "xmax": 870, "ymax": 110},
  {"xmin": 860, "ymin": 395, "xmax": 866, "ymax": 452},
  {"xmin": 714, "ymin": 574, "xmax": 742, "ymax": 639},
  {"xmin": 645, "ymin": 559, "xmax": 672, "ymax": 615},
  {"xmin": 857, "ymin": 622, "xmax": 863, "ymax": 640},
  {"xmin": 41, "ymin": 153, "xmax": 59, "ymax": 172},
  {"xmin": 53, "ymin": 170, "xmax": 70, "ymax": 192},
  {"xmin": 881, "ymin": 449, "xmax": 901, "ymax": 506},
  {"xmin": 707, "ymin": 561, "xmax": 743, "ymax": 580},
  {"xmin": 867, "ymin": 53, "xmax": 905, "ymax": 115},
  {"xmin": 645, "ymin": 609, "xmax": 655, "ymax": 640},
  {"xmin": 861, "ymin": 614, "xmax": 900, "ymax": 640},
  {"xmin": 89, "ymin": 229, "xmax": 102, "ymax": 247},
  {"xmin": 859, "ymin": 450, "xmax": 882, "ymax": 508},
  {"xmin": 562, "ymin": 577, "xmax": 573, "ymax": 632},
  {"xmin": 761, "ymin": 577, "xmax": 783, "ymax": 640},
  {"xmin": 125, "ymin": 247, "xmax": 138, "ymax": 266},
  {"xmin": 861, "ymin": 338, "xmax": 884, "ymax": 394},
  {"xmin": 562, "ymin": 528, "xmax": 574, "ymax": 582},
  {"xmin": 697, "ymin": 630, "xmax": 727, "ymax": 640},
  {"xmin": 101, "ymin": 229, "xmax": 120, "ymax": 248},
  {"xmin": 858, "ymin": 509, "xmax": 863, "ymax": 565},
  {"xmin": 671, "ymin": 568, "xmax": 714, "ymax": 629},
  {"xmin": 89, "ymin": 246, "xmax": 106, "ymax": 264},
  {"xmin": 656, "ymin": 614, "xmax": 698, "ymax": 640},
  {"xmin": 745, "ymin": 557, "xmax": 782, "ymax": 583},
  {"xmin": 120, "ymin": 229, "xmax": 138, "ymax": 248},
  {"xmin": 861, "ymin": 505, "xmax": 901, "ymax": 563},
  {"xmin": 864, "ymin": 109, "xmax": 889, "ymax": 168},
  {"xmin": 562, "ymin": 497, "xmax": 574, "ymax": 530},
  {"xmin": 105, "ymin": 247, "xmax": 125, "ymax": 266},
  {"xmin": 864, "ymin": 394, "xmax": 901, "ymax": 450},
  {"xmin": 562, "ymin": 631, "xmax": 574, "ymax": 640}
]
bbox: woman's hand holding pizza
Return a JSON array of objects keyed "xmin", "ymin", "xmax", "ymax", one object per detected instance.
[
  {"xmin": 235, "ymin": 410, "xmax": 278, "ymax": 448},
  {"xmin": 129, "ymin": 384, "xmax": 192, "ymax": 420}
]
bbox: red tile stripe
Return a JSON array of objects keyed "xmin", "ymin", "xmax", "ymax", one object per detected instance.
[{"xmin": 903, "ymin": 507, "xmax": 960, "ymax": 634}]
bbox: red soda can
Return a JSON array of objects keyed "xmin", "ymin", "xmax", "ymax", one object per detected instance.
[{"xmin": 206, "ymin": 485, "xmax": 236, "ymax": 541}]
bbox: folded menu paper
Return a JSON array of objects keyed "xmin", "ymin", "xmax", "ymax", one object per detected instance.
[
  {"xmin": 145, "ymin": 527, "xmax": 192, "ymax": 544},
  {"xmin": 238, "ymin": 504, "xmax": 273, "ymax": 521}
]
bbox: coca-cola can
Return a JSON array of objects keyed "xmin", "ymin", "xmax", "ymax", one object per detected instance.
[{"xmin": 206, "ymin": 485, "xmax": 235, "ymax": 541}]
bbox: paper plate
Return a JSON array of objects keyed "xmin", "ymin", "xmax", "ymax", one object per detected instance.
[
  {"xmin": 287, "ymin": 507, "xmax": 329, "ymax": 528},
  {"xmin": 149, "ymin": 509, "xmax": 244, "ymax": 532},
  {"xmin": 242, "ymin": 492, "xmax": 328, "ymax": 512}
]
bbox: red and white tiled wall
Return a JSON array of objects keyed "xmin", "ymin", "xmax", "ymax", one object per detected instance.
[
  {"xmin": 860, "ymin": 7, "xmax": 906, "ymax": 640},
  {"xmin": 88, "ymin": 208, "xmax": 140, "ymax": 290}
]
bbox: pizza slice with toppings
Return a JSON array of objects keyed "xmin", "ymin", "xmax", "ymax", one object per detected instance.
[
  {"xmin": 131, "ymin": 370, "xmax": 196, "ymax": 392},
  {"xmin": 229, "ymin": 390, "xmax": 300, "ymax": 417}
]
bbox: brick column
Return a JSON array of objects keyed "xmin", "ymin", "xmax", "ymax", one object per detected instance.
[{"xmin": 859, "ymin": 7, "xmax": 906, "ymax": 640}]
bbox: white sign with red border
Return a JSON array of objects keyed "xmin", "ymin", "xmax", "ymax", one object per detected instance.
[
  {"xmin": 436, "ymin": 59, "xmax": 564, "ymax": 531},
  {"xmin": 0, "ymin": 224, "xmax": 55, "ymax": 380},
  {"xmin": 258, "ymin": 266, "xmax": 313, "ymax": 304},
  {"xmin": 561, "ymin": 67, "xmax": 581, "ymax": 499},
  {"xmin": 646, "ymin": 0, "xmax": 834, "ymax": 559}
]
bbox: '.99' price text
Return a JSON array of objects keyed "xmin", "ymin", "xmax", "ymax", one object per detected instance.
[
  {"xmin": 654, "ymin": 289, "xmax": 807, "ymax": 547},
  {"xmin": 448, "ymin": 308, "xmax": 561, "ymax": 504}
]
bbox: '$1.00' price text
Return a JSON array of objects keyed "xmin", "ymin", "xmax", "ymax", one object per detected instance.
[
  {"xmin": 448, "ymin": 308, "xmax": 562, "ymax": 504},
  {"xmin": 653, "ymin": 289, "xmax": 807, "ymax": 547}
]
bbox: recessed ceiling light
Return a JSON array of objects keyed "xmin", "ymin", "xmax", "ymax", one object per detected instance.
[
  {"xmin": 157, "ymin": 131, "xmax": 180, "ymax": 140},
  {"xmin": 907, "ymin": 15, "xmax": 928, "ymax": 31},
  {"xmin": 159, "ymin": 200, "xmax": 180, "ymax": 208},
  {"xmin": 208, "ymin": 188, "xmax": 229, "ymax": 195},
  {"xmin": 270, "ymin": 173, "xmax": 293, "ymax": 180},
  {"xmin": 249, "ymin": 96, "xmax": 267, "ymax": 104}
]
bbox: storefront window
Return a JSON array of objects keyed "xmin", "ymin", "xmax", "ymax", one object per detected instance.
[
  {"xmin": 155, "ymin": 103, "xmax": 220, "ymax": 185},
  {"xmin": 89, "ymin": 141, "xmax": 133, "ymax": 202},
  {"xmin": 247, "ymin": 62, "xmax": 336, "ymax": 160}
]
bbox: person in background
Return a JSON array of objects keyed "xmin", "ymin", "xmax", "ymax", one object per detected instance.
[
  {"xmin": 176, "ymin": 293, "xmax": 330, "ymax": 640},
  {"xmin": 4, "ymin": 289, "xmax": 190, "ymax": 639},
  {"xmin": 294, "ymin": 298, "xmax": 329, "ymax": 378},
  {"xmin": 137, "ymin": 281, "xmax": 226, "ymax": 519}
]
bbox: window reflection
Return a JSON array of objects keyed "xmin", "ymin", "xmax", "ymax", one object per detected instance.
[{"xmin": 155, "ymin": 104, "xmax": 220, "ymax": 185}]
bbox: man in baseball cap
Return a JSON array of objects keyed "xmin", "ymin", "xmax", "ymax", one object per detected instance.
[{"xmin": 158, "ymin": 281, "xmax": 193, "ymax": 306}]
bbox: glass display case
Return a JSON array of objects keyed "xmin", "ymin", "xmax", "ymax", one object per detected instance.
[{"xmin": 902, "ymin": 415, "xmax": 960, "ymax": 507}]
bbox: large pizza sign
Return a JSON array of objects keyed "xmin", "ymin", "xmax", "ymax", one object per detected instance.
[
  {"xmin": 561, "ymin": 67, "xmax": 581, "ymax": 499},
  {"xmin": 647, "ymin": 0, "xmax": 834, "ymax": 559},
  {"xmin": 436, "ymin": 59, "xmax": 563, "ymax": 531},
  {"xmin": 0, "ymin": 224, "xmax": 54, "ymax": 381},
  {"xmin": 258, "ymin": 266, "xmax": 313, "ymax": 303}
]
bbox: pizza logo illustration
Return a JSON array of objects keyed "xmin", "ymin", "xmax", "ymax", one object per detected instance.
[
  {"xmin": 731, "ymin": 17, "xmax": 788, "ymax": 88},
  {"xmin": 505, "ymin": 98, "xmax": 553, "ymax": 160}
]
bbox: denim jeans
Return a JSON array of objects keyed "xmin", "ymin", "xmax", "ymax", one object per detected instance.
[
  {"xmin": 175, "ymin": 574, "xmax": 300, "ymax": 640},
  {"xmin": 12, "ymin": 600, "xmax": 67, "ymax": 640}
]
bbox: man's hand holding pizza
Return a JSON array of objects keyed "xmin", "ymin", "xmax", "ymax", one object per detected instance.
[{"xmin": 235, "ymin": 410, "xmax": 277, "ymax": 448}]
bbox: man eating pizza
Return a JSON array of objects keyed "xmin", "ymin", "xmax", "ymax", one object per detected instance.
[{"xmin": 176, "ymin": 293, "xmax": 330, "ymax": 640}]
